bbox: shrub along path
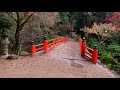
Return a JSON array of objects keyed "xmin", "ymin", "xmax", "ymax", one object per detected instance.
[{"xmin": 0, "ymin": 38, "xmax": 119, "ymax": 78}]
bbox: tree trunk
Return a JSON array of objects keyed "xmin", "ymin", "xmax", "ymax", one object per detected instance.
[
  {"xmin": 12, "ymin": 12, "xmax": 34, "ymax": 55},
  {"xmin": 14, "ymin": 27, "xmax": 21, "ymax": 55},
  {"xmin": 13, "ymin": 12, "xmax": 21, "ymax": 55}
]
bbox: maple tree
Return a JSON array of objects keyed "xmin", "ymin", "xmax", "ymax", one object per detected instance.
[
  {"xmin": 83, "ymin": 22, "xmax": 116, "ymax": 41},
  {"xmin": 100, "ymin": 12, "xmax": 120, "ymax": 31}
]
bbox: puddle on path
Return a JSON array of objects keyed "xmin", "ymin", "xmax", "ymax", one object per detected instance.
[{"xmin": 70, "ymin": 61, "xmax": 84, "ymax": 68}]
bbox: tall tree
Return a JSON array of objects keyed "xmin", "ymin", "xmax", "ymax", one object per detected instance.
[{"xmin": 7, "ymin": 12, "xmax": 37, "ymax": 55}]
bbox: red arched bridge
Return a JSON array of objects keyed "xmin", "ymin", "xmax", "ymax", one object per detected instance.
[
  {"xmin": 31, "ymin": 37, "xmax": 98, "ymax": 64},
  {"xmin": 0, "ymin": 37, "xmax": 119, "ymax": 78}
]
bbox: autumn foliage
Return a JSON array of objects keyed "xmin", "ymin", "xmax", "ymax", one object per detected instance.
[
  {"xmin": 83, "ymin": 22, "xmax": 116, "ymax": 41},
  {"xmin": 100, "ymin": 12, "xmax": 120, "ymax": 31},
  {"xmin": 100, "ymin": 12, "xmax": 120, "ymax": 23},
  {"xmin": 83, "ymin": 22, "xmax": 116, "ymax": 34}
]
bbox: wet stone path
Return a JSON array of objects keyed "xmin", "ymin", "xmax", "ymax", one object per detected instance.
[{"xmin": 0, "ymin": 38, "xmax": 119, "ymax": 78}]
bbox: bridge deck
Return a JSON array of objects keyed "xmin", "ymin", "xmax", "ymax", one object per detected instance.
[{"xmin": 0, "ymin": 38, "xmax": 119, "ymax": 78}]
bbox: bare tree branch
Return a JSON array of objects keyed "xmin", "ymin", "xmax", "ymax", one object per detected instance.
[
  {"xmin": 6, "ymin": 12, "xmax": 17, "ymax": 22},
  {"xmin": 21, "ymin": 13, "xmax": 34, "ymax": 27}
]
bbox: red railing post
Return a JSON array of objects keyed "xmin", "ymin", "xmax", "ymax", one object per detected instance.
[
  {"xmin": 64, "ymin": 38, "xmax": 67, "ymax": 42},
  {"xmin": 66, "ymin": 38, "xmax": 68, "ymax": 41},
  {"xmin": 81, "ymin": 38, "xmax": 86, "ymax": 56},
  {"xmin": 92, "ymin": 45, "xmax": 98, "ymax": 64},
  {"xmin": 66, "ymin": 38, "xmax": 68, "ymax": 42},
  {"xmin": 79, "ymin": 38, "xmax": 82, "ymax": 49},
  {"xmin": 64, "ymin": 38, "xmax": 65, "ymax": 42},
  {"xmin": 78, "ymin": 38, "xmax": 82, "ymax": 56},
  {"xmin": 61, "ymin": 38, "xmax": 62, "ymax": 43},
  {"xmin": 31, "ymin": 41, "xmax": 36, "ymax": 56},
  {"xmin": 53, "ymin": 40, "xmax": 55, "ymax": 46},
  {"xmin": 44, "ymin": 36, "xmax": 48, "ymax": 53},
  {"xmin": 62, "ymin": 38, "xmax": 64, "ymax": 42}
]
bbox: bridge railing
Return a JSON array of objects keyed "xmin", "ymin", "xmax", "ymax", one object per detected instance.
[
  {"xmin": 78, "ymin": 37, "xmax": 98, "ymax": 64},
  {"xmin": 31, "ymin": 36, "xmax": 68, "ymax": 56}
]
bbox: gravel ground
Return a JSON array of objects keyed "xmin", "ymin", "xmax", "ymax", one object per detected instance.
[{"xmin": 0, "ymin": 38, "xmax": 119, "ymax": 78}]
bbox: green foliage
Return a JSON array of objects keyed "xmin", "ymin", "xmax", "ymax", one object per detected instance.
[
  {"xmin": 107, "ymin": 64, "xmax": 113, "ymax": 69},
  {"xmin": 86, "ymin": 33, "xmax": 120, "ymax": 74},
  {"xmin": 57, "ymin": 24, "xmax": 67, "ymax": 36},
  {"xmin": 104, "ymin": 31, "xmax": 120, "ymax": 45},
  {"xmin": 59, "ymin": 12, "xmax": 70, "ymax": 23},
  {"xmin": 107, "ymin": 44, "xmax": 120, "ymax": 58},
  {"xmin": 57, "ymin": 31, "xmax": 63, "ymax": 36},
  {"xmin": 99, "ymin": 52, "xmax": 115, "ymax": 64},
  {"xmin": 0, "ymin": 13, "xmax": 13, "ymax": 39},
  {"xmin": 69, "ymin": 12, "xmax": 84, "ymax": 34},
  {"xmin": 56, "ymin": 12, "xmax": 68, "ymax": 36},
  {"xmin": 0, "ymin": 13, "xmax": 12, "ymax": 30},
  {"xmin": 113, "ymin": 64, "xmax": 120, "ymax": 74},
  {"xmin": 57, "ymin": 12, "xmax": 71, "ymax": 36},
  {"xmin": 46, "ymin": 31, "xmax": 56, "ymax": 40},
  {"xmin": 86, "ymin": 37, "xmax": 107, "ymax": 56},
  {"xmin": 46, "ymin": 31, "xmax": 62, "ymax": 40}
]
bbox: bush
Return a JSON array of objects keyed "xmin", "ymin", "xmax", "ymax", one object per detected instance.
[
  {"xmin": 46, "ymin": 31, "xmax": 56, "ymax": 40},
  {"xmin": 99, "ymin": 52, "xmax": 120, "ymax": 73},
  {"xmin": 104, "ymin": 31, "xmax": 120, "ymax": 45},
  {"xmin": 57, "ymin": 24, "xmax": 67, "ymax": 36},
  {"xmin": 112, "ymin": 64, "xmax": 120, "ymax": 74},
  {"xmin": 107, "ymin": 44, "xmax": 120, "ymax": 58},
  {"xmin": 58, "ymin": 31, "xmax": 64, "ymax": 36},
  {"xmin": 99, "ymin": 52, "xmax": 115, "ymax": 64},
  {"xmin": 0, "ymin": 13, "xmax": 12, "ymax": 30},
  {"xmin": 86, "ymin": 37, "xmax": 107, "ymax": 56},
  {"xmin": 107, "ymin": 64, "xmax": 113, "ymax": 69}
]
